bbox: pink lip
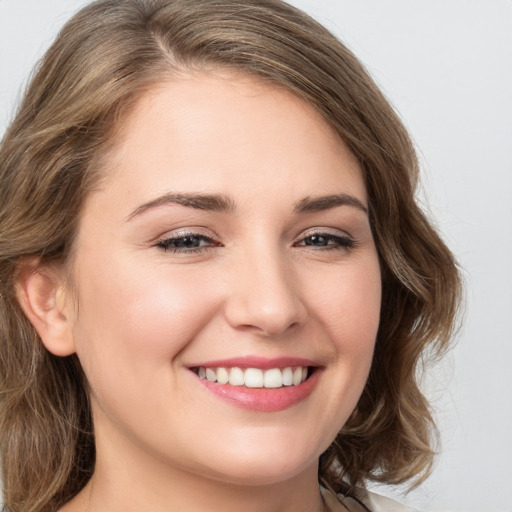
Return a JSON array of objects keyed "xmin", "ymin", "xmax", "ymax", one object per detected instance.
[
  {"xmin": 188, "ymin": 356, "xmax": 322, "ymax": 413},
  {"xmin": 189, "ymin": 355, "xmax": 317, "ymax": 370}
]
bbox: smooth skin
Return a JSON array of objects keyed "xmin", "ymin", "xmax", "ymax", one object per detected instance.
[{"xmin": 18, "ymin": 71, "xmax": 382, "ymax": 512}]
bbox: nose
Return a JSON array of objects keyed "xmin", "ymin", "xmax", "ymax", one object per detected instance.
[{"xmin": 223, "ymin": 246, "xmax": 307, "ymax": 337}]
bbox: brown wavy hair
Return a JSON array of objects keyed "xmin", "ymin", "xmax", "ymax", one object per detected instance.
[{"xmin": 0, "ymin": 0, "xmax": 461, "ymax": 510}]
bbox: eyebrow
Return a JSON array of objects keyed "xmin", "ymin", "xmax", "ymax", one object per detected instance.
[
  {"xmin": 126, "ymin": 192, "xmax": 235, "ymax": 221},
  {"xmin": 126, "ymin": 191, "xmax": 368, "ymax": 222},
  {"xmin": 294, "ymin": 194, "xmax": 368, "ymax": 215}
]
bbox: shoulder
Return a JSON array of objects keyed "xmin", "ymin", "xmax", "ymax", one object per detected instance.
[{"xmin": 321, "ymin": 486, "xmax": 418, "ymax": 512}]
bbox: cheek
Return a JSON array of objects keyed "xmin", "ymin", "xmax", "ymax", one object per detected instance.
[
  {"xmin": 70, "ymin": 257, "xmax": 219, "ymax": 384},
  {"xmin": 306, "ymin": 259, "xmax": 382, "ymax": 354}
]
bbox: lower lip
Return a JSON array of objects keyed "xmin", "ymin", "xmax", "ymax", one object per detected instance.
[{"xmin": 193, "ymin": 369, "xmax": 321, "ymax": 412}]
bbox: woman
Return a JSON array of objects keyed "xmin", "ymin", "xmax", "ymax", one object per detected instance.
[{"xmin": 0, "ymin": 1, "xmax": 461, "ymax": 511}]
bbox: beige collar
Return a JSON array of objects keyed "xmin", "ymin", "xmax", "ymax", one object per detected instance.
[
  {"xmin": 321, "ymin": 485, "xmax": 416, "ymax": 512},
  {"xmin": 321, "ymin": 486, "xmax": 369, "ymax": 512}
]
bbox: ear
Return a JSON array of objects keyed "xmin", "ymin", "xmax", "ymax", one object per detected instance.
[{"xmin": 15, "ymin": 258, "xmax": 76, "ymax": 356}]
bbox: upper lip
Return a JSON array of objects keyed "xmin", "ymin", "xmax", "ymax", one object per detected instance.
[{"xmin": 188, "ymin": 355, "xmax": 319, "ymax": 370}]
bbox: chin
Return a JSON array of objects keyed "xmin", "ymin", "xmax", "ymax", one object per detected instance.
[
  {"xmin": 190, "ymin": 435, "xmax": 321, "ymax": 487},
  {"xmin": 204, "ymin": 457, "xmax": 316, "ymax": 487}
]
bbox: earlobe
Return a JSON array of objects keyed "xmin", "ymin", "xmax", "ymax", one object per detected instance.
[{"xmin": 15, "ymin": 259, "xmax": 76, "ymax": 357}]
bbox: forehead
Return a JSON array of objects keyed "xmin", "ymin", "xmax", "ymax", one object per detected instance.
[{"xmin": 89, "ymin": 71, "xmax": 366, "ymax": 214}]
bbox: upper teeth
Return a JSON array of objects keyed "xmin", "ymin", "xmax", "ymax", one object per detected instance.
[{"xmin": 197, "ymin": 366, "xmax": 309, "ymax": 388}]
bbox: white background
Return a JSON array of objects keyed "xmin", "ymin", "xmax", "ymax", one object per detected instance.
[{"xmin": 1, "ymin": 1, "xmax": 511, "ymax": 511}]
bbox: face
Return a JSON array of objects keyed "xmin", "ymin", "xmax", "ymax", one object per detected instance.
[{"xmin": 65, "ymin": 72, "xmax": 381, "ymax": 486}]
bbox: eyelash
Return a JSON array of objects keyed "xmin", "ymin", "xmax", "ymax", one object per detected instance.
[
  {"xmin": 155, "ymin": 231, "xmax": 357, "ymax": 254},
  {"xmin": 156, "ymin": 233, "xmax": 218, "ymax": 254},
  {"xmin": 295, "ymin": 232, "xmax": 357, "ymax": 250}
]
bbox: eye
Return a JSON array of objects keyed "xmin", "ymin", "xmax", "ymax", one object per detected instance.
[
  {"xmin": 156, "ymin": 233, "xmax": 220, "ymax": 253},
  {"xmin": 295, "ymin": 232, "xmax": 356, "ymax": 250}
]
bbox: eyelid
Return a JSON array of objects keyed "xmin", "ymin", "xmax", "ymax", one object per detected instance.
[
  {"xmin": 293, "ymin": 227, "xmax": 359, "ymax": 251},
  {"xmin": 153, "ymin": 226, "xmax": 358, "ymax": 252},
  {"xmin": 154, "ymin": 227, "xmax": 223, "ymax": 252},
  {"xmin": 155, "ymin": 226, "xmax": 219, "ymax": 242},
  {"xmin": 297, "ymin": 226, "xmax": 353, "ymax": 240}
]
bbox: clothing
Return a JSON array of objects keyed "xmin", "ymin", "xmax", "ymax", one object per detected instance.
[{"xmin": 321, "ymin": 486, "xmax": 417, "ymax": 512}]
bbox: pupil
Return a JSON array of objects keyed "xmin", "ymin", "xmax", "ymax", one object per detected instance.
[
  {"xmin": 306, "ymin": 235, "xmax": 327, "ymax": 246},
  {"xmin": 178, "ymin": 236, "xmax": 200, "ymax": 248}
]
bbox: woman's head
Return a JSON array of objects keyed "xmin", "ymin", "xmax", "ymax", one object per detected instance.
[
  {"xmin": 0, "ymin": 0, "xmax": 460, "ymax": 510},
  {"xmin": 28, "ymin": 72, "xmax": 382, "ymax": 495}
]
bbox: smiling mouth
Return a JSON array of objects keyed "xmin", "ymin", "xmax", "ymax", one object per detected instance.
[
  {"xmin": 190, "ymin": 360, "xmax": 321, "ymax": 412},
  {"xmin": 192, "ymin": 366, "xmax": 313, "ymax": 389}
]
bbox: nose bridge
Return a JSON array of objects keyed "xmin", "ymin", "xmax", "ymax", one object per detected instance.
[{"xmin": 224, "ymin": 241, "xmax": 306, "ymax": 336}]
